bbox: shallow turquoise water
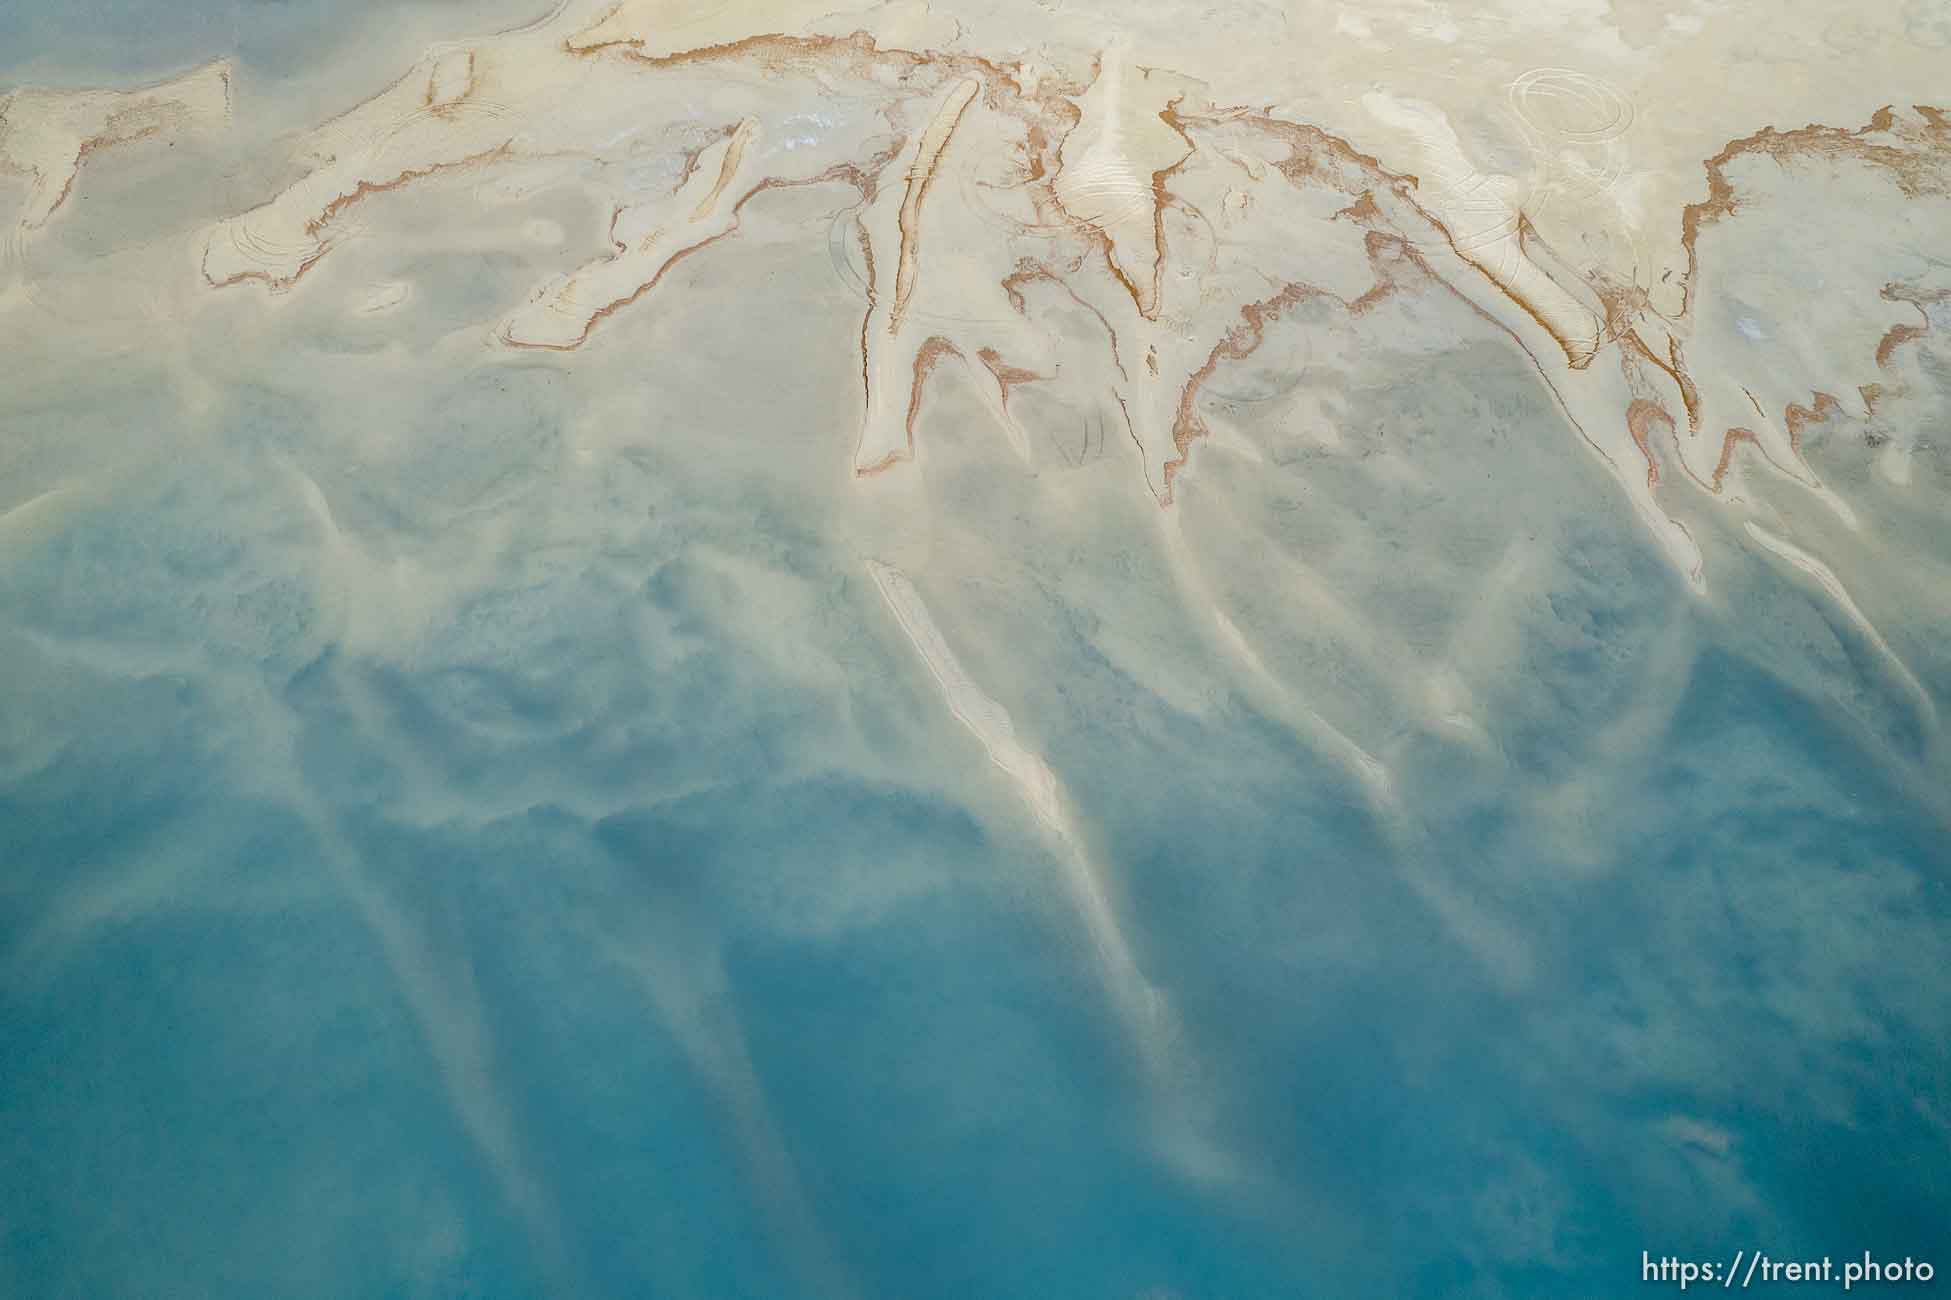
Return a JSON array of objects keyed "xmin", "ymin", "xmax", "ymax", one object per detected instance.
[
  {"xmin": 0, "ymin": 0, "xmax": 519, "ymax": 84},
  {"xmin": 3, "ymin": 3, "xmax": 1949, "ymax": 1298},
  {"xmin": 3, "ymin": 441, "xmax": 1946, "ymax": 1296}
]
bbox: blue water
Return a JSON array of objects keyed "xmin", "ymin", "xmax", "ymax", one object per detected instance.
[
  {"xmin": 3, "ymin": 437, "xmax": 1946, "ymax": 1296},
  {"xmin": 0, "ymin": 0, "xmax": 528, "ymax": 84},
  {"xmin": 4, "ymin": 5, "xmax": 1950, "ymax": 1297}
]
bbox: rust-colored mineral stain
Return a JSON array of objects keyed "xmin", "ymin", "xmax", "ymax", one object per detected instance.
[
  {"xmin": 1625, "ymin": 399, "xmax": 1672, "ymax": 488},
  {"xmin": 1145, "ymin": 97, "xmax": 1199, "ymax": 317},
  {"xmin": 507, "ymin": 154, "xmax": 878, "ymax": 353},
  {"xmin": 166, "ymin": 8, "xmax": 1947, "ymax": 570},
  {"xmin": 200, "ymin": 142, "xmax": 513, "ymax": 293},
  {"xmin": 1162, "ymin": 281, "xmax": 1324, "ymax": 504},
  {"xmin": 424, "ymin": 50, "xmax": 477, "ymax": 114},
  {"xmin": 892, "ymin": 79, "xmax": 982, "ymax": 332},
  {"xmin": 495, "ymin": 228, "xmax": 729, "ymax": 352},
  {"xmin": 1676, "ymin": 105, "xmax": 1951, "ymax": 318},
  {"xmin": 1783, "ymin": 392, "xmax": 1843, "ymax": 452},
  {"xmin": 1875, "ymin": 322, "xmax": 1928, "ymax": 367},
  {"xmin": 306, "ymin": 144, "xmax": 515, "ymax": 241},
  {"xmin": 1514, "ymin": 215, "xmax": 1602, "ymax": 369},
  {"xmin": 1709, "ymin": 427, "xmax": 1759, "ymax": 492},
  {"xmin": 999, "ymin": 258, "xmax": 1130, "ymax": 379},
  {"xmin": 30, "ymin": 113, "xmax": 172, "ymax": 228},
  {"xmin": 1659, "ymin": 336, "xmax": 1703, "ymax": 434},
  {"xmin": 854, "ymin": 336, "xmax": 962, "ymax": 477},
  {"xmin": 690, "ymin": 119, "xmax": 757, "ymax": 221},
  {"xmin": 976, "ymin": 347, "xmax": 1046, "ymax": 404}
]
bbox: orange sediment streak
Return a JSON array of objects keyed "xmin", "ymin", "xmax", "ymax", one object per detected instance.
[
  {"xmin": 1782, "ymin": 392, "xmax": 1843, "ymax": 453},
  {"xmin": 1625, "ymin": 399, "xmax": 1671, "ymax": 488},
  {"xmin": 1163, "ymin": 282, "xmax": 1321, "ymax": 504},
  {"xmin": 173, "ymin": 8, "xmax": 1948, "ymax": 569},
  {"xmin": 976, "ymin": 347, "xmax": 1047, "ymax": 420},
  {"xmin": 1709, "ymin": 427, "xmax": 1758, "ymax": 492},
  {"xmin": 856, "ymin": 337, "xmax": 960, "ymax": 477},
  {"xmin": 1675, "ymin": 105, "xmax": 1951, "ymax": 318},
  {"xmin": 891, "ymin": 79, "xmax": 981, "ymax": 332}
]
